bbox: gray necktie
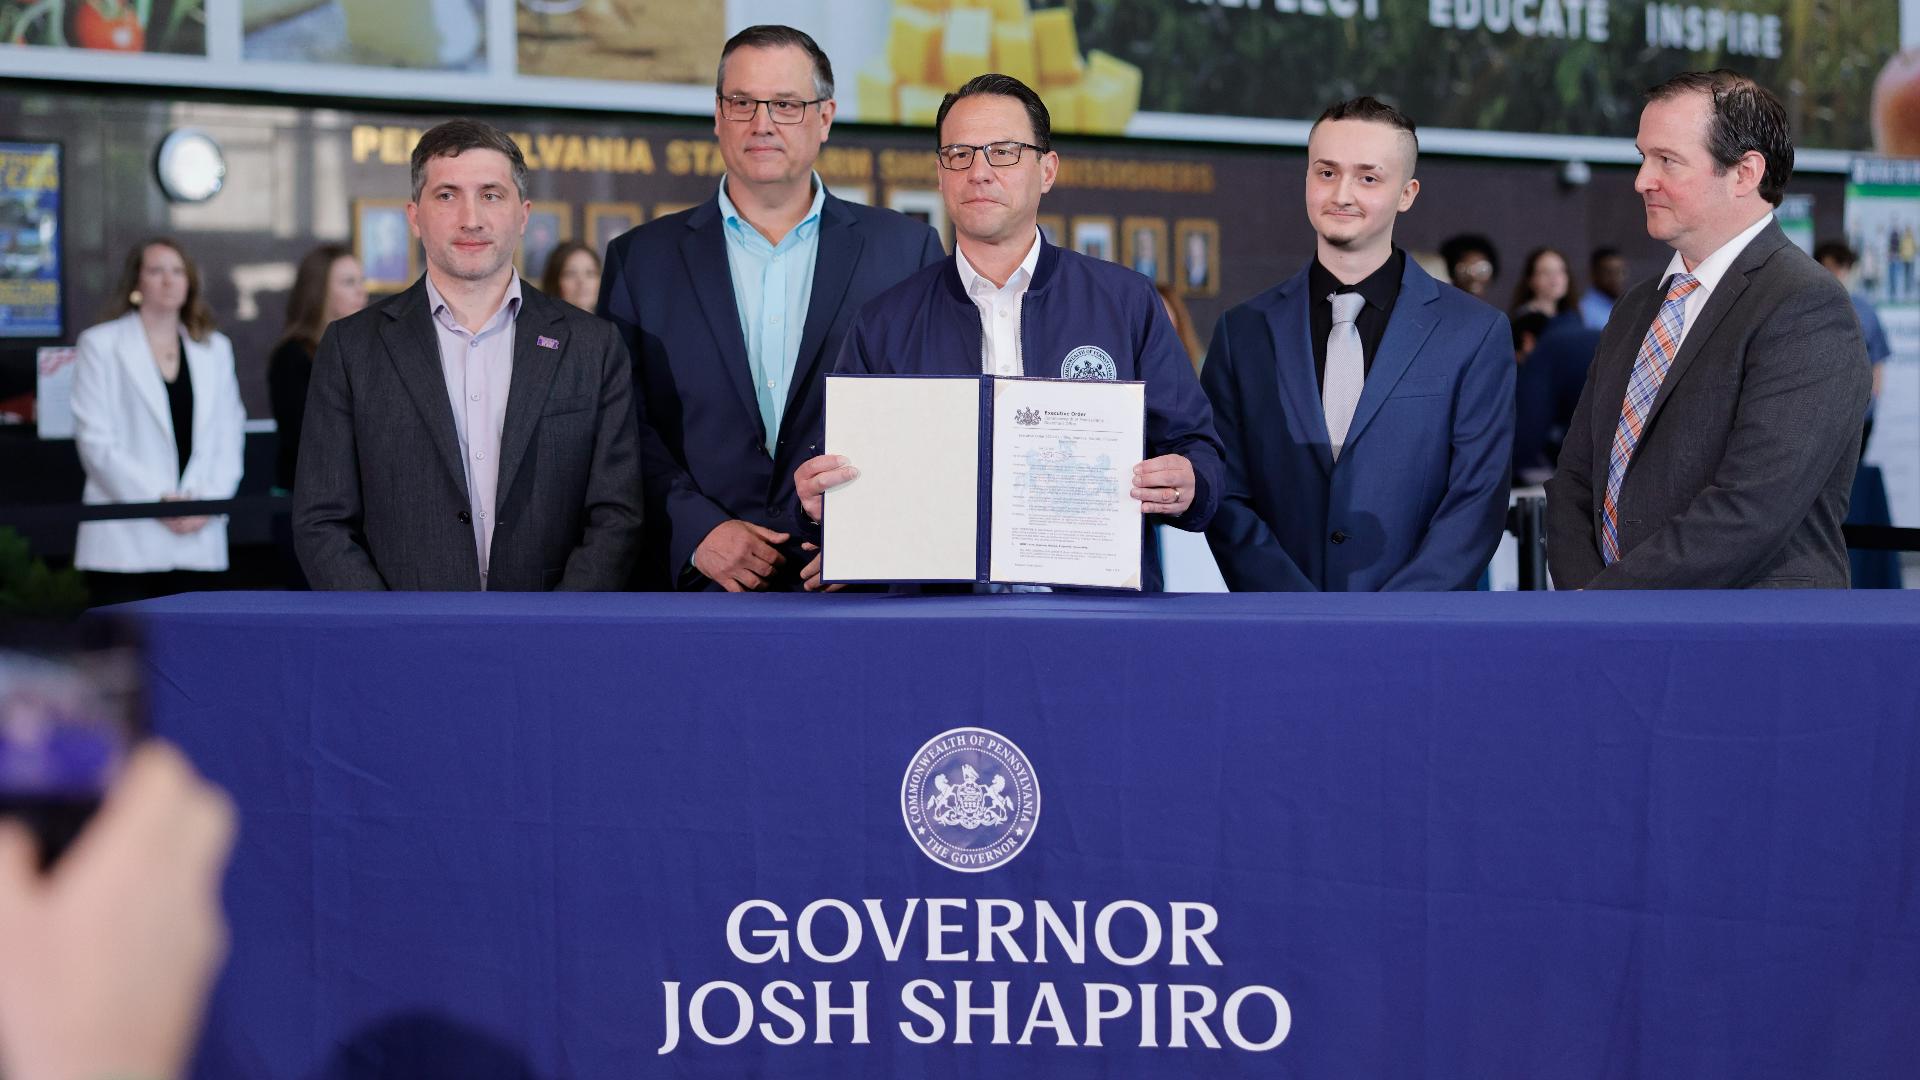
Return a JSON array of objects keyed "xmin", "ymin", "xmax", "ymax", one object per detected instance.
[{"xmin": 1323, "ymin": 291, "xmax": 1366, "ymax": 461}]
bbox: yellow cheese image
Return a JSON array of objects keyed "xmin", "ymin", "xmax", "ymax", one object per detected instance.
[
  {"xmin": 942, "ymin": 8, "xmax": 992, "ymax": 88},
  {"xmin": 1032, "ymin": 7, "xmax": 1083, "ymax": 85},
  {"xmin": 888, "ymin": 7, "xmax": 944, "ymax": 85},
  {"xmin": 899, "ymin": 84, "xmax": 947, "ymax": 126},
  {"xmin": 1079, "ymin": 50, "xmax": 1141, "ymax": 133},
  {"xmin": 856, "ymin": 59, "xmax": 897, "ymax": 124},
  {"xmin": 990, "ymin": 20, "xmax": 1038, "ymax": 86},
  {"xmin": 985, "ymin": 0, "xmax": 1030, "ymax": 21},
  {"xmin": 1047, "ymin": 80, "xmax": 1084, "ymax": 133}
]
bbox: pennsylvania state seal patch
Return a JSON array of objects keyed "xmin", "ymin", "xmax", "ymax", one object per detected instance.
[{"xmin": 901, "ymin": 727, "xmax": 1041, "ymax": 873}]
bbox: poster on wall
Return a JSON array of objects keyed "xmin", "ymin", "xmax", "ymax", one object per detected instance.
[
  {"xmin": 0, "ymin": 141, "xmax": 63, "ymax": 340},
  {"xmin": 1, "ymin": 0, "xmax": 1908, "ymax": 159},
  {"xmin": 0, "ymin": 0, "xmax": 204, "ymax": 53},
  {"xmin": 1849, "ymin": 156, "xmax": 1920, "ymax": 529}
]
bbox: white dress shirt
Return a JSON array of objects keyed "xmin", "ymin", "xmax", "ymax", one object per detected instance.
[
  {"xmin": 956, "ymin": 229, "xmax": 1043, "ymax": 376},
  {"xmin": 1658, "ymin": 210, "xmax": 1774, "ymax": 352},
  {"xmin": 425, "ymin": 274, "xmax": 521, "ymax": 588}
]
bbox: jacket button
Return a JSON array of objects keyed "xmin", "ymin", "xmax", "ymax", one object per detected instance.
[
  {"xmin": 1330, "ymin": 530, "xmax": 1348, "ymax": 545},
  {"xmin": 767, "ymin": 506, "xmax": 786, "ymax": 520},
  {"xmin": 458, "ymin": 510, "xmax": 472, "ymax": 524}
]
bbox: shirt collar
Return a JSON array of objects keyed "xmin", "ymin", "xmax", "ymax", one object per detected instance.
[
  {"xmin": 1661, "ymin": 210, "xmax": 1773, "ymax": 295},
  {"xmin": 956, "ymin": 228, "xmax": 1043, "ymax": 297},
  {"xmin": 718, "ymin": 172, "xmax": 827, "ymax": 239},
  {"xmin": 1309, "ymin": 247, "xmax": 1403, "ymax": 312},
  {"xmin": 423, "ymin": 272, "xmax": 522, "ymax": 332}
]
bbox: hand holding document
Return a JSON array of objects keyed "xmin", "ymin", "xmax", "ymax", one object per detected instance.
[{"xmin": 817, "ymin": 374, "xmax": 1146, "ymax": 590}]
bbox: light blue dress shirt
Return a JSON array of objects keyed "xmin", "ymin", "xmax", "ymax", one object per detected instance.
[{"xmin": 717, "ymin": 173, "xmax": 825, "ymax": 455}]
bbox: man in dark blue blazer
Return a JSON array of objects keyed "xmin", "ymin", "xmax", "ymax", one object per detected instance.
[
  {"xmin": 1203, "ymin": 97, "xmax": 1514, "ymax": 591},
  {"xmin": 599, "ymin": 25, "xmax": 943, "ymax": 590}
]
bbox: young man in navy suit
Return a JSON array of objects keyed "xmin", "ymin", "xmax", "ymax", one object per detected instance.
[
  {"xmin": 598, "ymin": 25, "xmax": 943, "ymax": 591},
  {"xmin": 1202, "ymin": 97, "xmax": 1514, "ymax": 591}
]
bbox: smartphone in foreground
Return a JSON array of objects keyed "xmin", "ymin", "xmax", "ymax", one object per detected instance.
[{"xmin": 0, "ymin": 624, "xmax": 143, "ymax": 870}]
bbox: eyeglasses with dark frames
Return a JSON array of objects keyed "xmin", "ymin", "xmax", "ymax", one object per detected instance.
[
  {"xmin": 936, "ymin": 141, "xmax": 1049, "ymax": 171},
  {"xmin": 717, "ymin": 95, "xmax": 825, "ymax": 125}
]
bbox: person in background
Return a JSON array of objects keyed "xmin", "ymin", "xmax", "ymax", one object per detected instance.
[
  {"xmin": 1815, "ymin": 240, "xmax": 1894, "ymax": 457},
  {"xmin": 540, "ymin": 240, "xmax": 602, "ymax": 313},
  {"xmin": 269, "ymin": 244, "xmax": 366, "ymax": 494},
  {"xmin": 0, "ymin": 741, "xmax": 235, "ymax": 1080},
  {"xmin": 1579, "ymin": 247, "xmax": 1629, "ymax": 330},
  {"xmin": 1440, "ymin": 232, "xmax": 1499, "ymax": 299},
  {"xmin": 70, "ymin": 240, "xmax": 247, "ymax": 606},
  {"xmin": 1510, "ymin": 246, "xmax": 1577, "ymax": 320},
  {"xmin": 1155, "ymin": 282, "xmax": 1204, "ymax": 375}
]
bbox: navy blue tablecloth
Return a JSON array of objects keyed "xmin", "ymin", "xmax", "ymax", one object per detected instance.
[{"xmin": 123, "ymin": 591, "xmax": 1920, "ymax": 1079}]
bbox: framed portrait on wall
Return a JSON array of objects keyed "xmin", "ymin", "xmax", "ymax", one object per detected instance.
[
  {"xmin": 584, "ymin": 202, "xmax": 644, "ymax": 254},
  {"xmin": 1036, "ymin": 213, "xmax": 1065, "ymax": 248},
  {"xmin": 1174, "ymin": 218, "xmax": 1220, "ymax": 297},
  {"xmin": 886, "ymin": 188, "xmax": 948, "ymax": 251},
  {"xmin": 829, "ymin": 183, "xmax": 874, "ymax": 206},
  {"xmin": 653, "ymin": 202, "xmax": 696, "ymax": 220},
  {"xmin": 353, "ymin": 198, "xmax": 416, "ymax": 293},
  {"xmin": 517, "ymin": 201, "xmax": 573, "ymax": 279},
  {"xmin": 1070, "ymin": 216, "xmax": 1116, "ymax": 263},
  {"xmin": 1121, "ymin": 216, "xmax": 1167, "ymax": 284}
]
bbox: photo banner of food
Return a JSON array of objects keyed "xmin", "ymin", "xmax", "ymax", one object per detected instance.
[
  {"xmin": 0, "ymin": 0, "xmax": 205, "ymax": 54},
  {"xmin": 516, "ymin": 0, "xmax": 720, "ymax": 83},
  {"xmin": 242, "ymin": 0, "xmax": 484, "ymax": 68}
]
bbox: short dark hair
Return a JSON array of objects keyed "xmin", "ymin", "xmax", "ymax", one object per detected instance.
[
  {"xmin": 1310, "ymin": 96, "xmax": 1419, "ymax": 170},
  {"xmin": 1440, "ymin": 233, "xmax": 1500, "ymax": 281},
  {"xmin": 1645, "ymin": 69, "xmax": 1793, "ymax": 207},
  {"xmin": 1590, "ymin": 246, "xmax": 1622, "ymax": 269},
  {"xmin": 410, "ymin": 119, "xmax": 529, "ymax": 202},
  {"xmin": 1512, "ymin": 309, "xmax": 1553, "ymax": 352},
  {"xmin": 1812, "ymin": 240, "xmax": 1857, "ymax": 268},
  {"xmin": 718, "ymin": 25, "xmax": 834, "ymax": 100},
  {"xmin": 936, "ymin": 74, "xmax": 1051, "ymax": 152}
]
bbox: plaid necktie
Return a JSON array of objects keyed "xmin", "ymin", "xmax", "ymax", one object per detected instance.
[{"xmin": 1601, "ymin": 273, "xmax": 1700, "ymax": 565}]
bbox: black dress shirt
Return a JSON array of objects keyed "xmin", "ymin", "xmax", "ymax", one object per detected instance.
[{"xmin": 1309, "ymin": 248, "xmax": 1405, "ymax": 392}]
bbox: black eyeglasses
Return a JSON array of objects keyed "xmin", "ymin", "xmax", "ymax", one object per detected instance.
[
  {"xmin": 717, "ymin": 95, "xmax": 825, "ymax": 124},
  {"xmin": 936, "ymin": 141, "xmax": 1049, "ymax": 171}
]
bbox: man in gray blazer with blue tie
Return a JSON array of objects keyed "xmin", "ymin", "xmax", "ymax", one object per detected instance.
[
  {"xmin": 1547, "ymin": 71, "xmax": 1869, "ymax": 589},
  {"xmin": 295, "ymin": 120, "xmax": 643, "ymax": 590}
]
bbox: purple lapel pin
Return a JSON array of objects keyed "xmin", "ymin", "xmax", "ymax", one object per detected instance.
[{"xmin": 536, "ymin": 335, "xmax": 560, "ymax": 350}]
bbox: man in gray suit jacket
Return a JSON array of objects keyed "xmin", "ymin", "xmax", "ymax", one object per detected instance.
[
  {"xmin": 1547, "ymin": 71, "xmax": 1869, "ymax": 589},
  {"xmin": 295, "ymin": 120, "xmax": 642, "ymax": 590}
]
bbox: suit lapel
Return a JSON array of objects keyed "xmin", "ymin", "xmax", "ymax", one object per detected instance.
[
  {"xmin": 1261, "ymin": 268, "xmax": 1333, "ymax": 475},
  {"xmin": 378, "ymin": 280, "xmax": 468, "ymax": 493},
  {"xmin": 117, "ymin": 314, "xmax": 173, "ymax": 435},
  {"xmin": 784, "ymin": 195, "xmax": 861, "ymax": 433},
  {"xmin": 1641, "ymin": 221, "xmax": 1786, "ymax": 428},
  {"xmin": 680, "ymin": 199, "xmax": 764, "ymax": 445},
  {"xmin": 496, "ymin": 287, "xmax": 565, "ymax": 506},
  {"xmin": 1340, "ymin": 257, "xmax": 1439, "ymax": 455}
]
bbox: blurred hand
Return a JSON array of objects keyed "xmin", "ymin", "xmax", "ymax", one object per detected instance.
[
  {"xmin": 692, "ymin": 520, "xmax": 790, "ymax": 593},
  {"xmin": 798, "ymin": 541, "xmax": 844, "ymax": 593},
  {"xmin": 794, "ymin": 455, "xmax": 858, "ymax": 524},
  {"xmin": 0, "ymin": 742, "xmax": 236, "ymax": 1080},
  {"xmin": 158, "ymin": 493, "xmax": 209, "ymax": 535}
]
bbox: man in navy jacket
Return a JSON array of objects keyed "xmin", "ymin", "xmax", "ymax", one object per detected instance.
[
  {"xmin": 792, "ymin": 74, "xmax": 1223, "ymax": 592},
  {"xmin": 1202, "ymin": 97, "xmax": 1514, "ymax": 591},
  {"xmin": 599, "ymin": 26, "xmax": 943, "ymax": 590}
]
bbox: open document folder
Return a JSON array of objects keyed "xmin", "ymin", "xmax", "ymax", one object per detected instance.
[{"xmin": 821, "ymin": 374, "xmax": 1146, "ymax": 590}]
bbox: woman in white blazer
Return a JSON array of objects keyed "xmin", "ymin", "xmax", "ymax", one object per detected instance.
[{"xmin": 71, "ymin": 239, "xmax": 246, "ymax": 600}]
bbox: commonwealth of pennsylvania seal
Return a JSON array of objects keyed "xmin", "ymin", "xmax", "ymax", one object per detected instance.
[
  {"xmin": 1059, "ymin": 345, "xmax": 1118, "ymax": 381},
  {"xmin": 901, "ymin": 727, "xmax": 1041, "ymax": 873}
]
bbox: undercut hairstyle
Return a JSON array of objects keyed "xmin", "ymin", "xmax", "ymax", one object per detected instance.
[
  {"xmin": 936, "ymin": 73, "xmax": 1052, "ymax": 152},
  {"xmin": 1310, "ymin": 96, "xmax": 1419, "ymax": 172},
  {"xmin": 717, "ymin": 25, "xmax": 835, "ymax": 100},
  {"xmin": 1645, "ymin": 69, "xmax": 1793, "ymax": 207},
  {"xmin": 410, "ymin": 119, "xmax": 530, "ymax": 203},
  {"xmin": 104, "ymin": 237, "xmax": 217, "ymax": 343}
]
